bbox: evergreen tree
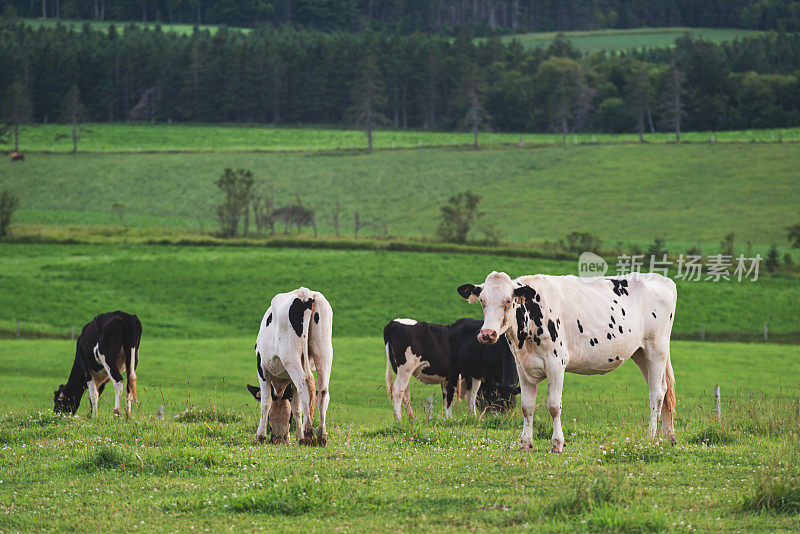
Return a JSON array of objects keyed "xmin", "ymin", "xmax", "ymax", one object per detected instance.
[{"xmin": 1, "ymin": 80, "xmax": 32, "ymax": 153}]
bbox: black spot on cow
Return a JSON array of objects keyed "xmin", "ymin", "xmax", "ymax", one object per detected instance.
[
  {"xmin": 610, "ymin": 279, "xmax": 629, "ymax": 297},
  {"xmin": 607, "ymin": 333, "xmax": 612, "ymax": 340},
  {"xmin": 608, "ymin": 359, "xmax": 614, "ymax": 362},
  {"xmin": 513, "ymin": 284, "xmax": 537, "ymax": 302},
  {"xmin": 621, "ymin": 308, "xmax": 626, "ymax": 316},
  {"xmin": 593, "ymin": 337, "xmax": 599, "ymax": 344},
  {"xmin": 613, "ymin": 300, "xmax": 618, "ymax": 304},
  {"xmin": 615, "ymin": 356, "xmax": 620, "ymax": 360},
  {"xmin": 314, "ymin": 312, "xmax": 320, "ymax": 324},
  {"xmin": 553, "ymin": 349, "xmax": 558, "ymax": 356},
  {"xmin": 288, "ymin": 298, "xmax": 314, "ymax": 337},
  {"xmin": 265, "ymin": 313, "xmax": 272, "ymax": 328},
  {"xmin": 670, "ymin": 313, "xmax": 673, "ymax": 320},
  {"xmin": 652, "ymin": 312, "xmax": 657, "ymax": 318},
  {"xmin": 256, "ymin": 352, "xmax": 265, "ymax": 381},
  {"xmin": 618, "ymin": 325, "xmax": 623, "ymax": 334},
  {"xmin": 556, "ymin": 318, "xmax": 561, "ymax": 327},
  {"xmin": 533, "ymin": 335, "xmax": 541, "ymax": 346},
  {"xmin": 547, "ymin": 319, "xmax": 558, "ymax": 342},
  {"xmin": 535, "ymin": 293, "xmax": 541, "ymax": 302},
  {"xmin": 590, "ymin": 339, "xmax": 595, "ymax": 346},
  {"xmin": 610, "ymin": 307, "xmax": 614, "ymax": 311},
  {"xmin": 537, "ymin": 326, "xmax": 543, "ymax": 336},
  {"xmin": 577, "ymin": 319, "xmax": 584, "ymax": 333},
  {"xmin": 254, "ymin": 343, "xmax": 257, "ymax": 350},
  {"xmin": 610, "ymin": 316, "xmax": 616, "ymax": 324},
  {"xmin": 608, "ymin": 323, "xmax": 613, "ymax": 329}
]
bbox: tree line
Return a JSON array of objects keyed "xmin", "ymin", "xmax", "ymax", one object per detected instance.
[
  {"xmin": 5, "ymin": 0, "xmax": 800, "ymax": 33},
  {"xmin": 2, "ymin": 16, "xmax": 800, "ymax": 136}
]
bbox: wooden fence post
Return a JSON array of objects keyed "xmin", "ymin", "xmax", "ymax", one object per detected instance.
[{"xmin": 714, "ymin": 384, "xmax": 721, "ymax": 423}]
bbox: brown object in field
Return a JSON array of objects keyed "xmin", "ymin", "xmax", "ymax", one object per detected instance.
[{"xmin": 9, "ymin": 152, "xmax": 24, "ymax": 161}]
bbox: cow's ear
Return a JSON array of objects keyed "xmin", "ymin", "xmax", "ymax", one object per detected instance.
[
  {"xmin": 513, "ymin": 284, "xmax": 537, "ymax": 303},
  {"xmin": 246, "ymin": 384, "xmax": 261, "ymax": 401},
  {"xmin": 457, "ymin": 284, "xmax": 481, "ymax": 304}
]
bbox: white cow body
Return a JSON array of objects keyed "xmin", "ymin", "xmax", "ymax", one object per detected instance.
[
  {"xmin": 458, "ymin": 271, "xmax": 677, "ymax": 452},
  {"xmin": 254, "ymin": 287, "xmax": 333, "ymax": 446}
]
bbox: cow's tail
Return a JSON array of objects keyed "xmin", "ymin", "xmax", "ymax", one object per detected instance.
[
  {"xmin": 663, "ymin": 354, "xmax": 676, "ymax": 426},
  {"xmin": 125, "ymin": 315, "xmax": 141, "ymax": 403},
  {"xmin": 383, "ymin": 322, "xmax": 394, "ymax": 400}
]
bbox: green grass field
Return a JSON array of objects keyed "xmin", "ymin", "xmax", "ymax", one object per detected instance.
[
  {"xmin": 20, "ymin": 17, "xmax": 238, "ymax": 35},
  {"xmin": 3, "ymin": 142, "xmax": 800, "ymax": 256},
  {"xmin": 7, "ymin": 123, "xmax": 800, "ymax": 153},
  {"xmin": 1, "ymin": 244, "xmax": 797, "ymax": 341},
  {"xmin": 498, "ymin": 27, "xmax": 764, "ymax": 52},
  {"xmin": 1, "ymin": 334, "xmax": 798, "ymax": 531}
]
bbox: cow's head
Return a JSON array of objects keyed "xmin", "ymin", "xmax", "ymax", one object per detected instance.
[
  {"xmin": 478, "ymin": 383, "xmax": 522, "ymax": 413},
  {"xmin": 246, "ymin": 384, "xmax": 293, "ymax": 443},
  {"xmin": 53, "ymin": 385, "xmax": 79, "ymax": 414},
  {"xmin": 459, "ymin": 271, "xmax": 536, "ymax": 345}
]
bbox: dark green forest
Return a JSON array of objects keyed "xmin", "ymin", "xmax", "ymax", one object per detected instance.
[
  {"xmin": 4, "ymin": 0, "xmax": 800, "ymax": 33},
  {"xmin": 3, "ymin": 13, "xmax": 800, "ymax": 134}
]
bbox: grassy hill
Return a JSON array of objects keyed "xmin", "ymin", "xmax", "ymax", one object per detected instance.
[
  {"xmin": 497, "ymin": 27, "xmax": 764, "ymax": 52},
  {"xmin": 2, "ymin": 143, "xmax": 799, "ymax": 254}
]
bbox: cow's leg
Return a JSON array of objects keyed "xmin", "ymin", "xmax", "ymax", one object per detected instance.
[
  {"xmin": 254, "ymin": 376, "xmax": 272, "ymax": 443},
  {"xmin": 285, "ymin": 363, "xmax": 315, "ymax": 445},
  {"xmin": 545, "ymin": 361, "xmax": 565, "ymax": 453},
  {"xmin": 442, "ymin": 382, "xmax": 455, "ymax": 419},
  {"xmin": 315, "ymin": 358, "xmax": 332, "ymax": 446},
  {"xmin": 467, "ymin": 379, "xmax": 482, "ymax": 416},
  {"xmin": 289, "ymin": 383, "xmax": 303, "ymax": 442},
  {"xmin": 390, "ymin": 364, "xmax": 416, "ymax": 421},
  {"xmin": 125, "ymin": 346, "xmax": 137, "ymax": 418},
  {"xmin": 87, "ymin": 380, "xmax": 99, "ymax": 417},
  {"xmin": 95, "ymin": 344, "xmax": 124, "ymax": 416},
  {"xmin": 402, "ymin": 388, "xmax": 413, "ymax": 419},
  {"xmin": 518, "ymin": 372, "xmax": 539, "ymax": 451},
  {"xmin": 643, "ymin": 344, "xmax": 669, "ymax": 440}
]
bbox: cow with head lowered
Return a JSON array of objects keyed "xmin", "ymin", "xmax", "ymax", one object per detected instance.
[
  {"xmin": 54, "ymin": 311, "xmax": 142, "ymax": 418},
  {"xmin": 384, "ymin": 317, "xmax": 519, "ymax": 420},
  {"xmin": 458, "ymin": 271, "xmax": 677, "ymax": 452},
  {"xmin": 251, "ymin": 287, "xmax": 333, "ymax": 446}
]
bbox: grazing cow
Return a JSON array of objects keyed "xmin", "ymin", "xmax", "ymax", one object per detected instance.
[
  {"xmin": 9, "ymin": 152, "xmax": 24, "ymax": 162},
  {"xmin": 458, "ymin": 271, "xmax": 677, "ymax": 452},
  {"xmin": 53, "ymin": 311, "xmax": 142, "ymax": 418},
  {"xmin": 254, "ymin": 287, "xmax": 333, "ymax": 446},
  {"xmin": 384, "ymin": 317, "xmax": 519, "ymax": 420},
  {"xmin": 245, "ymin": 384, "xmax": 294, "ymax": 443}
]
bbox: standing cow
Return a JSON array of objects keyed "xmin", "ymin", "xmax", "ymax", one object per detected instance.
[
  {"xmin": 384, "ymin": 317, "xmax": 519, "ymax": 420},
  {"xmin": 53, "ymin": 311, "xmax": 142, "ymax": 418},
  {"xmin": 253, "ymin": 287, "xmax": 333, "ymax": 446},
  {"xmin": 458, "ymin": 271, "xmax": 676, "ymax": 452}
]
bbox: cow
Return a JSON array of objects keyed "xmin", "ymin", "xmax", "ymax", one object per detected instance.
[
  {"xmin": 245, "ymin": 384, "xmax": 294, "ymax": 443},
  {"xmin": 53, "ymin": 311, "xmax": 142, "ymax": 418},
  {"xmin": 9, "ymin": 152, "xmax": 24, "ymax": 162},
  {"xmin": 254, "ymin": 287, "xmax": 333, "ymax": 446},
  {"xmin": 458, "ymin": 271, "xmax": 677, "ymax": 452},
  {"xmin": 384, "ymin": 317, "xmax": 519, "ymax": 421}
]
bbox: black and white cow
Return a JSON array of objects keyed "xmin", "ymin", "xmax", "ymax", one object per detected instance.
[
  {"xmin": 53, "ymin": 311, "xmax": 142, "ymax": 418},
  {"xmin": 458, "ymin": 271, "xmax": 677, "ymax": 452},
  {"xmin": 384, "ymin": 317, "xmax": 519, "ymax": 420},
  {"xmin": 254, "ymin": 287, "xmax": 333, "ymax": 446}
]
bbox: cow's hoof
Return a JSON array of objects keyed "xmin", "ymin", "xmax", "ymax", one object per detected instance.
[
  {"xmin": 271, "ymin": 434, "xmax": 289, "ymax": 445},
  {"xmin": 316, "ymin": 432, "xmax": 328, "ymax": 447},
  {"xmin": 550, "ymin": 446, "xmax": 564, "ymax": 453},
  {"xmin": 254, "ymin": 434, "xmax": 268, "ymax": 445},
  {"xmin": 517, "ymin": 442, "xmax": 532, "ymax": 451},
  {"xmin": 113, "ymin": 408, "xmax": 121, "ymax": 416}
]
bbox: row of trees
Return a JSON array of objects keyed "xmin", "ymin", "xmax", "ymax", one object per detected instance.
[
  {"xmin": 5, "ymin": 0, "xmax": 800, "ymax": 33},
  {"xmin": 3, "ymin": 19, "xmax": 800, "ymax": 136}
]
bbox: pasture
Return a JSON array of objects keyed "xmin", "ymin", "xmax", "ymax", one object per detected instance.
[
  {"xmin": 3, "ymin": 143, "xmax": 800, "ymax": 255},
  {"xmin": 0, "ymin": 244, "xmax": 798, "ymax": 341},
  {"xmin": 9, "ymin": 122, "xmax": 800, "ymax": 153},
  {"xmin": 1, "ymin": 335, "xmax": 799, "ymax": 531},
  {"xmin": 497, "ymin": 27, "xmax": 765, "ymax": 52}
]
